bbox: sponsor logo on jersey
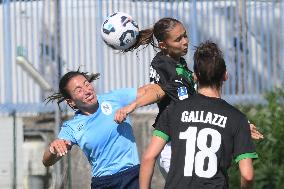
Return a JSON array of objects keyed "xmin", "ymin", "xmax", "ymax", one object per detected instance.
[
  {"xmin": 101, "ymin": 101, "xmax": 112, "ymax": 115},
  {"xmin": 178, "ymin": 86, "xmax": 188, "ymax": 100},
  {"xmin": 175, "ymin": 79, "xmax": 183, "ymax": 84}
]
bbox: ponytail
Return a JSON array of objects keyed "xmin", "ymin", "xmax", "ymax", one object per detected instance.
[
  {"xmin": 123, "ymin": 17, "xmax": 182, "ymax": 52},
  {"xmin": 123, "ymin": 28, "xmax": 156, "ymax": 52}
]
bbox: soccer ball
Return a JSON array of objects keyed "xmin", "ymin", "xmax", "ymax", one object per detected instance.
[{"xmin": 101, "ymin": 12, "xmax": 139, "ymax": 50}]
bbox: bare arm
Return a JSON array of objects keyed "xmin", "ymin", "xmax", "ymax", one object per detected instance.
[
  {"xmin": 132, "ymin": 83, "xmax": 165, "ymax": 111},
  {"xmin": 140, "ymin": 136, "xmax": 167, "ymax": 189},
  {"xmin": 239, "ymin": 158, "xmax": 254, "ymax": 189},
  {"xmin": 42, "ymin": 139, "xmax": 71, "ymax": 167},
  {"xmin": 115, "ymin": 84, "xmax": 165, "ymax": 123}
]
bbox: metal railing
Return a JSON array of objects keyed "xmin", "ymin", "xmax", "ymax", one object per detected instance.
[{"xmin": 1, "ymin": 0, "xmax": 283, "ymax": 115}]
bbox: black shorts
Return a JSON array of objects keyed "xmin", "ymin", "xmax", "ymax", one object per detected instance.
[{"xmin": 91, "ymin": 165, "xmax": 140, "ymax": 189}]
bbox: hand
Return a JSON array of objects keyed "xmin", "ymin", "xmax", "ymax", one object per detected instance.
[
  {"xmin": 114, "ymin": 103, "xmax": 136, "ymax": 124},
  {"xmin": 49, "ymin": 139, "xmax": 71, "ymax": 156},
  {"xmin": 249, "ymin": 123, "xmax": 264, "ymax": 140}
]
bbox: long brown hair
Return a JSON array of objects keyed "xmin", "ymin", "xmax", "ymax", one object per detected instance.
[{"xmin": 124, "ymin": 17, "xmax": 182, "ymax": 52}]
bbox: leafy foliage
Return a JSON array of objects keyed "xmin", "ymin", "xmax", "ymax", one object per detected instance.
[{"xmin": 229, "ymin": 87, "xmax": 284, "ymax": 189}]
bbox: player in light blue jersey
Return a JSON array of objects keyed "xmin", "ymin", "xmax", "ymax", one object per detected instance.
[{"xmin": 42, "ymin": 70, "xmax": 162, "ymax": 189}]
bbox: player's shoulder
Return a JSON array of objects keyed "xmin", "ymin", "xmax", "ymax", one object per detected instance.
[
  {"xmin": 167, "ymin": 94, "xmax": 195, "ymax": 110},
  {"xmin": 99, "ymin": 88, "xmax": 134, "ymax": 99},
  {"xmin": 151, "ymin": 52, "xmax": 176, "ymax": 69},
  {"xmin": 62, "ymin": 114, "xmax": 85, "ymax": 131},
  {"xmin": 96, "ymin": 92, "xmax": 117, "ymax": 105},
  {"xmin": 221, "ymin": 99, "xmax": 246, "ymax": 115},
  {"xmin": 213, "ymin": 98, "xmax": 247, "ymax": 122},
  {"xmin": 175, "ymin": 93, "xmax": 200, "ymax": 104}
]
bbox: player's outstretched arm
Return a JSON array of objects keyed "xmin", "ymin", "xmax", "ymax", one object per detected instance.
[
  {"xmin": 136, "ymin": 83, "xmax": 165, "ymax": 105},
  {"xmin": 42, "ymin": 139, "xmax": 71, "ymax": 167},
  {"xmin": 239, "ymin": 158, "xmax": 254, "ymax": 189},
  {"xmin": 140, "ymin": 136, "xmax": 167, "ymax": 189},
  {"xmin": 114, "ymin": 84, "xmax": 165, "ymax": 123}
]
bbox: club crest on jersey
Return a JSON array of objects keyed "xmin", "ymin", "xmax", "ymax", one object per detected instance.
[
  {"xmin": 101, "ymin": 101, "xmax": 112, "ymax": 115},
  {"xmin": 178, "ymin": 86, "xmax": 188, "ymax": 100},
  {"xmin": 77, "ymin": 123, "xmax": 84, "ymax": 131}
]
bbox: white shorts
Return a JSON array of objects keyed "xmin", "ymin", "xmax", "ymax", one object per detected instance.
[{"xmin": 157, "ymin": 142, "xmax": 171, "ymax": 179}]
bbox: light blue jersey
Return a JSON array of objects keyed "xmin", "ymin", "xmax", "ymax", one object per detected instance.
[{"xmin": 58, "ymin": 88, "xmax": 139, "ymax": 177}]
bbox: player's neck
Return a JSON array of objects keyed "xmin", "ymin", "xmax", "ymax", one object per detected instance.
[
  {"xmin": 198, "ymin": 87, "xmax": 221, "ymax": 98},
  {"xmin": 80, "ymin": 102, "xmax": 99, "ymax": 115},
  {"xmin": 163, "ymin": 52, "xmax": 181, "ymax": 62}
]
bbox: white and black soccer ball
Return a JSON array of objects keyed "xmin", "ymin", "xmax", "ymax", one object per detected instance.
[{"xmin": 101, "ymin": 12, "xmax": 139, "ymax": 50}]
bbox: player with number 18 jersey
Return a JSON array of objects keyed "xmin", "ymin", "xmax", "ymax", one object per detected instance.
[{"xmin": 154, "ymin": 93, "xmax": 258, "ymax": 189}]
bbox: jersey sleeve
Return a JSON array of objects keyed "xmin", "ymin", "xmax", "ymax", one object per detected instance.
[
  {"xmin": 233, "ymin": 116, "xmax": 258, "ymax": 162},
  {"xmin": 112, "ymin": 88, "xmax": 137, "ymax": 106},
  {"xmin": 58, "ymin": 123, "xmax": 77, "ymax": 145},
  {"xmin": 153, "ymin": 106, "xmax": 171, "ymax": 142},
  {"xmin": 150, "ymin": 59, "xmax": 195, "ymax": 102}
]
